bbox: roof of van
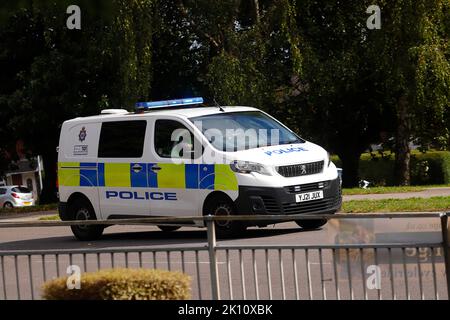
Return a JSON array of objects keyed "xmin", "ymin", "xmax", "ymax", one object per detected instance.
[{"xmin": 64, "ymin": 106, "xmax": 261, "ymax": 123}]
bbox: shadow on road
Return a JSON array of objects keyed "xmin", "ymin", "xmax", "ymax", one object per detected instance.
[{"xmin": 0, "ymin": 226, "xmax": 316, "ymax": 251}]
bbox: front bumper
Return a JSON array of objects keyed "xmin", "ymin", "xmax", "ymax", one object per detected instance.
[{"xmin": 234, "ymin": 177, "xmax": 342, "ymax": 222}]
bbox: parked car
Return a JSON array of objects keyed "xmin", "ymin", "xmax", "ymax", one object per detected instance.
[{"xmin": 0, "ymin": 186, "xmax": 35, "ymax": 208}]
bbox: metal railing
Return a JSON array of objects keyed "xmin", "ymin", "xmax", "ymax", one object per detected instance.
[{"xmin": 0, "ymin": 212, "xmax": 449, "ymax": 300}]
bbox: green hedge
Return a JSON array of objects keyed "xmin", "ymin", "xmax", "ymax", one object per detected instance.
[
  {"xmin": 332, "ymin": 151, "xmax": 450, "ymax": 186},
  {"xmin": 42, "ymin": 268, "xmax": 191, "ymax": 300}
]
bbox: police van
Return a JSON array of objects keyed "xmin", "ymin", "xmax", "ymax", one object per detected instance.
[{"xmin": 57, "ymin": 97, "xmax": 342, "ymax": 240}]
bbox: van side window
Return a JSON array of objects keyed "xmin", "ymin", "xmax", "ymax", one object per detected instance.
[
  {"xmin": 154, "ymin": 120, "xmax": 200, "ymax": 159},
  {"xmin": 98, "ymin": 121, "xmax": 147, "ymax": 158}
]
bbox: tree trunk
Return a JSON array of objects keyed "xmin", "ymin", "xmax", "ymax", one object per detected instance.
[
  {"xmin": 338, "ymin": 150, "xmax": 361, "ymax": 188},
  {"xmin": 254, "ymin": 0, "xmax": 260, "ymax": 24},
  {"xmin": 394, "ymin": 95, "xmax": 411, "ymax": 185},
  {"xmin": 39, "ymin": 149, "xmax": 58, "ymax": 204}
]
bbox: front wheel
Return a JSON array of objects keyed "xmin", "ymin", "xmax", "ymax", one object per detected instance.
[
  {"xmin": 295, "ymin": 219, "xmax": 328, "ymax": 230},
  {"xmin": 69, "ymin": 199, "xmax": 104, "ymax": 241},
  {"xmin": 204, "ymin": 196, "xmax": 246, "ymax": 238}
]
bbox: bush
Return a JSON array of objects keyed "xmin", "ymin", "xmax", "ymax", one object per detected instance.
[
  {"xmin": 42, "ymin": 268, "xmax": 191, "ymax": 300},
  {"xmin": 332, "ymin": 151, "xmax": 450, "ymax": 186}
]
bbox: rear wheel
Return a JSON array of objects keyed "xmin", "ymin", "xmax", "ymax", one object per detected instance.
[
  {"xmin": 204, "ymin": 195, "xmax": 246, "ymax": 238},
  {"xmin": 69, "ymin": 199, "xmax": 104, "ymax": 241},
  {"xmin": 157, "ymin": 225, "xmax": 181, "ymax": 232},
  {"xmin": 3, "ymin": 202, "xmax": 13, "ymax": 209},
  {"xmin": 295, "ymin": 219, "xmax": 327, "ymax": 230}
]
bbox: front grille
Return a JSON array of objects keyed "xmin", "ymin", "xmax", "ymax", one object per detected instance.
[
  {"xmin": 261, "ymin": 194, "xmax": 341, "ymax": 215},
  {"xmin": 277, "ymin": 161, "xmax": 324, "ymax": 177},
  {"xmin": 285, "ymin": 181, "xmax": 329, "ymax": 193},
  {"xmin": 282, "ymin": 196, "xmax": 341, "ymax": 215}
]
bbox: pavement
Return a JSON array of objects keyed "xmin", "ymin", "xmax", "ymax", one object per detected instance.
[{"xmin": 344, "ymin": 187, "xmax": 450, "ymax": 201}]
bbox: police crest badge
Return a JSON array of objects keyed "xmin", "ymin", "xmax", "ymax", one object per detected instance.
[{"xmin": 78, "ymin": 126, "xmax": 87, "ymax": 142}]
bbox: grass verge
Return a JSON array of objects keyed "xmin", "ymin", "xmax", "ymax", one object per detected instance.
[
  {"xmin": 342, "ymin": 196, "xmax": 450, "ymax": 213},
  {"xmin": 39, "ymin": 215, "xmax": 60, "ymax": 221},
  {"xmin": 0, "ymin": 203, "xmax": 57, "ymax": 215}
]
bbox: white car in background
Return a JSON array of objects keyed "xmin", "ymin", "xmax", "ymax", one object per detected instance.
[{"xmin": 0, "ymin": 186, "xmax": 35, "ymax": 208}]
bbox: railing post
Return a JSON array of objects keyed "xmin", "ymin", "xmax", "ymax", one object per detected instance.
[
  {"xmin": 206, "ymin": 215, "xmax": 220, "ymax": 300},
  {"xmin": 440, "ymin": 212, "xmax": 450, "ymax": 300}
]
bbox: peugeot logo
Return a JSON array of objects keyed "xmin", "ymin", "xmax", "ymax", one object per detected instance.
[{"xmin": 300, "ymin": 165, "xmax": 307, "ymax": 174}]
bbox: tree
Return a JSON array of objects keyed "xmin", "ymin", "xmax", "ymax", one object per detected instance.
[
  {"xmin": 285, "ymin": 1, "xmax": 390, "ymax": 187},
  {"xmin": 283, "ymin": 0, "xmax": 449, "ymax": 187},
  {"xmin": 0, "ymin": 0, "xmax": 154, "ymax": 202},
  {"xmin": 150, "ymin": 1, "xmax": 394, "ymax": 188},
  {"xmin": 164, "ymin": 0, "xmax": 301, "ymax": 110},
  {"xmin": 150, "ymin": 0, "xmax": 207, "ymax": 99},
  {"xmin": 375, "ymin": 0, "xmax": 450, "ymax": 185}
]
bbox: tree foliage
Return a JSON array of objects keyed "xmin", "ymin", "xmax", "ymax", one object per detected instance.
[
  {"xmin": 0, "ymin": 0, "xmax": 154, "ymax": 202},
  {"xmin": 282, "ymin": 1, "xmax": 392, "ymax": 187},
  {"xmin": 0, "ymin": 0, "xmax": 449, "ymax": 198},
  {"xmin": 372, "ymin": 0, "xmax": 450, "ymax": 185}
]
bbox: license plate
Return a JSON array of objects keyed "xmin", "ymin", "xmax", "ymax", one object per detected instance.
[
  {"xmin": 295, "ymin": 190, "xmax": 324, "ymax": 203},
  {"xmin": 23, "ymin": 202, "xmax": 32, "ymax": 206}
]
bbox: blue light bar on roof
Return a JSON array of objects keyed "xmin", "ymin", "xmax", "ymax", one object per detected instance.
[{"xmin": 135, "ymin": 97, "xmax": 204, "ymax": 110}]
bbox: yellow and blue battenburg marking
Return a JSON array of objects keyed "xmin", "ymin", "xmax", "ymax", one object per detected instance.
[{"xmin": 58, "ymin": 162, "xmax": 238, "ymax": 191}]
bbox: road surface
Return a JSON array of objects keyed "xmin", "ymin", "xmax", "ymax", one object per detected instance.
[{"xmin": 0, "ymin": 214, "xmax": 447, "ymax": 300}]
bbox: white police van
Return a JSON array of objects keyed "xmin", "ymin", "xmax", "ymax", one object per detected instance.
[{"xmin": 58, "ymin": 97, "xmax": 341, "ymax": 240}]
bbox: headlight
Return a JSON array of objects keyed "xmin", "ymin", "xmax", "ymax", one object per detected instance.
[{"xmin": 230, "ymin": 161, "xmax": 272, "ymax": 175}]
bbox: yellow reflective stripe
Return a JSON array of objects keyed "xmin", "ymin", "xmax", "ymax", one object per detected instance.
[
  {"xmin": 104, "ymin": 163, "xmax": 130, "ymax": 187},
  {"xmin": 214, "ymin": 164, "xmax": 238, "ymax": 191},
  {"xmin": 58, "ymin": 162, "xmax": 80, "ymax": 187},
  {"xmin": 58, "ymin": 162, "xmax": 80, "ymax": 169},
  {"xmin": 57, "ymin": 162, "xmax": 240, "ymax": 190},
  {"xmin": 157, "ymin": 163, "xmax": 185, "ymax": 189}
]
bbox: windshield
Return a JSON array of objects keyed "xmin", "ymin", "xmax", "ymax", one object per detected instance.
[{"xmin": 189, "ymin": 111, "xmax": 304, "ymax": 152}]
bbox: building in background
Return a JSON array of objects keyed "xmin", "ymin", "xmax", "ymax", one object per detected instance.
[{"xmin": 3, "ymin": 156, "xmax": 43, "ymax": 201}]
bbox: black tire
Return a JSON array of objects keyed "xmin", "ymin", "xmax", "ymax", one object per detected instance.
[
  {"xmin": 295, "ymin": 219, "xmax": 328, "ymax": 230},
  {"xmin": 69, "ymin": 198, "xmax": 104, "ymax": 241},
  {"xmin": 157, "ymin": 225, "xmax": 181, "ymax": 232},
  {"xmin": 204, "ymin": 195, "xmax": 246, "ymax": 239},
  {"xmin": 3, "ymin": 202, "xmax": 13, "ymax": 209}
]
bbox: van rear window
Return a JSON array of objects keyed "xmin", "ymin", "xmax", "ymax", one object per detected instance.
[{"xmin": 98, "ymin": 121, "xmax": 147, "ymax": 158}]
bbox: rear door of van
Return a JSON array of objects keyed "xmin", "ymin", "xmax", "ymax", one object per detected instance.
[{"xmin": 58, "ymin": 121, "xmax": 102, "ymax": 217}]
